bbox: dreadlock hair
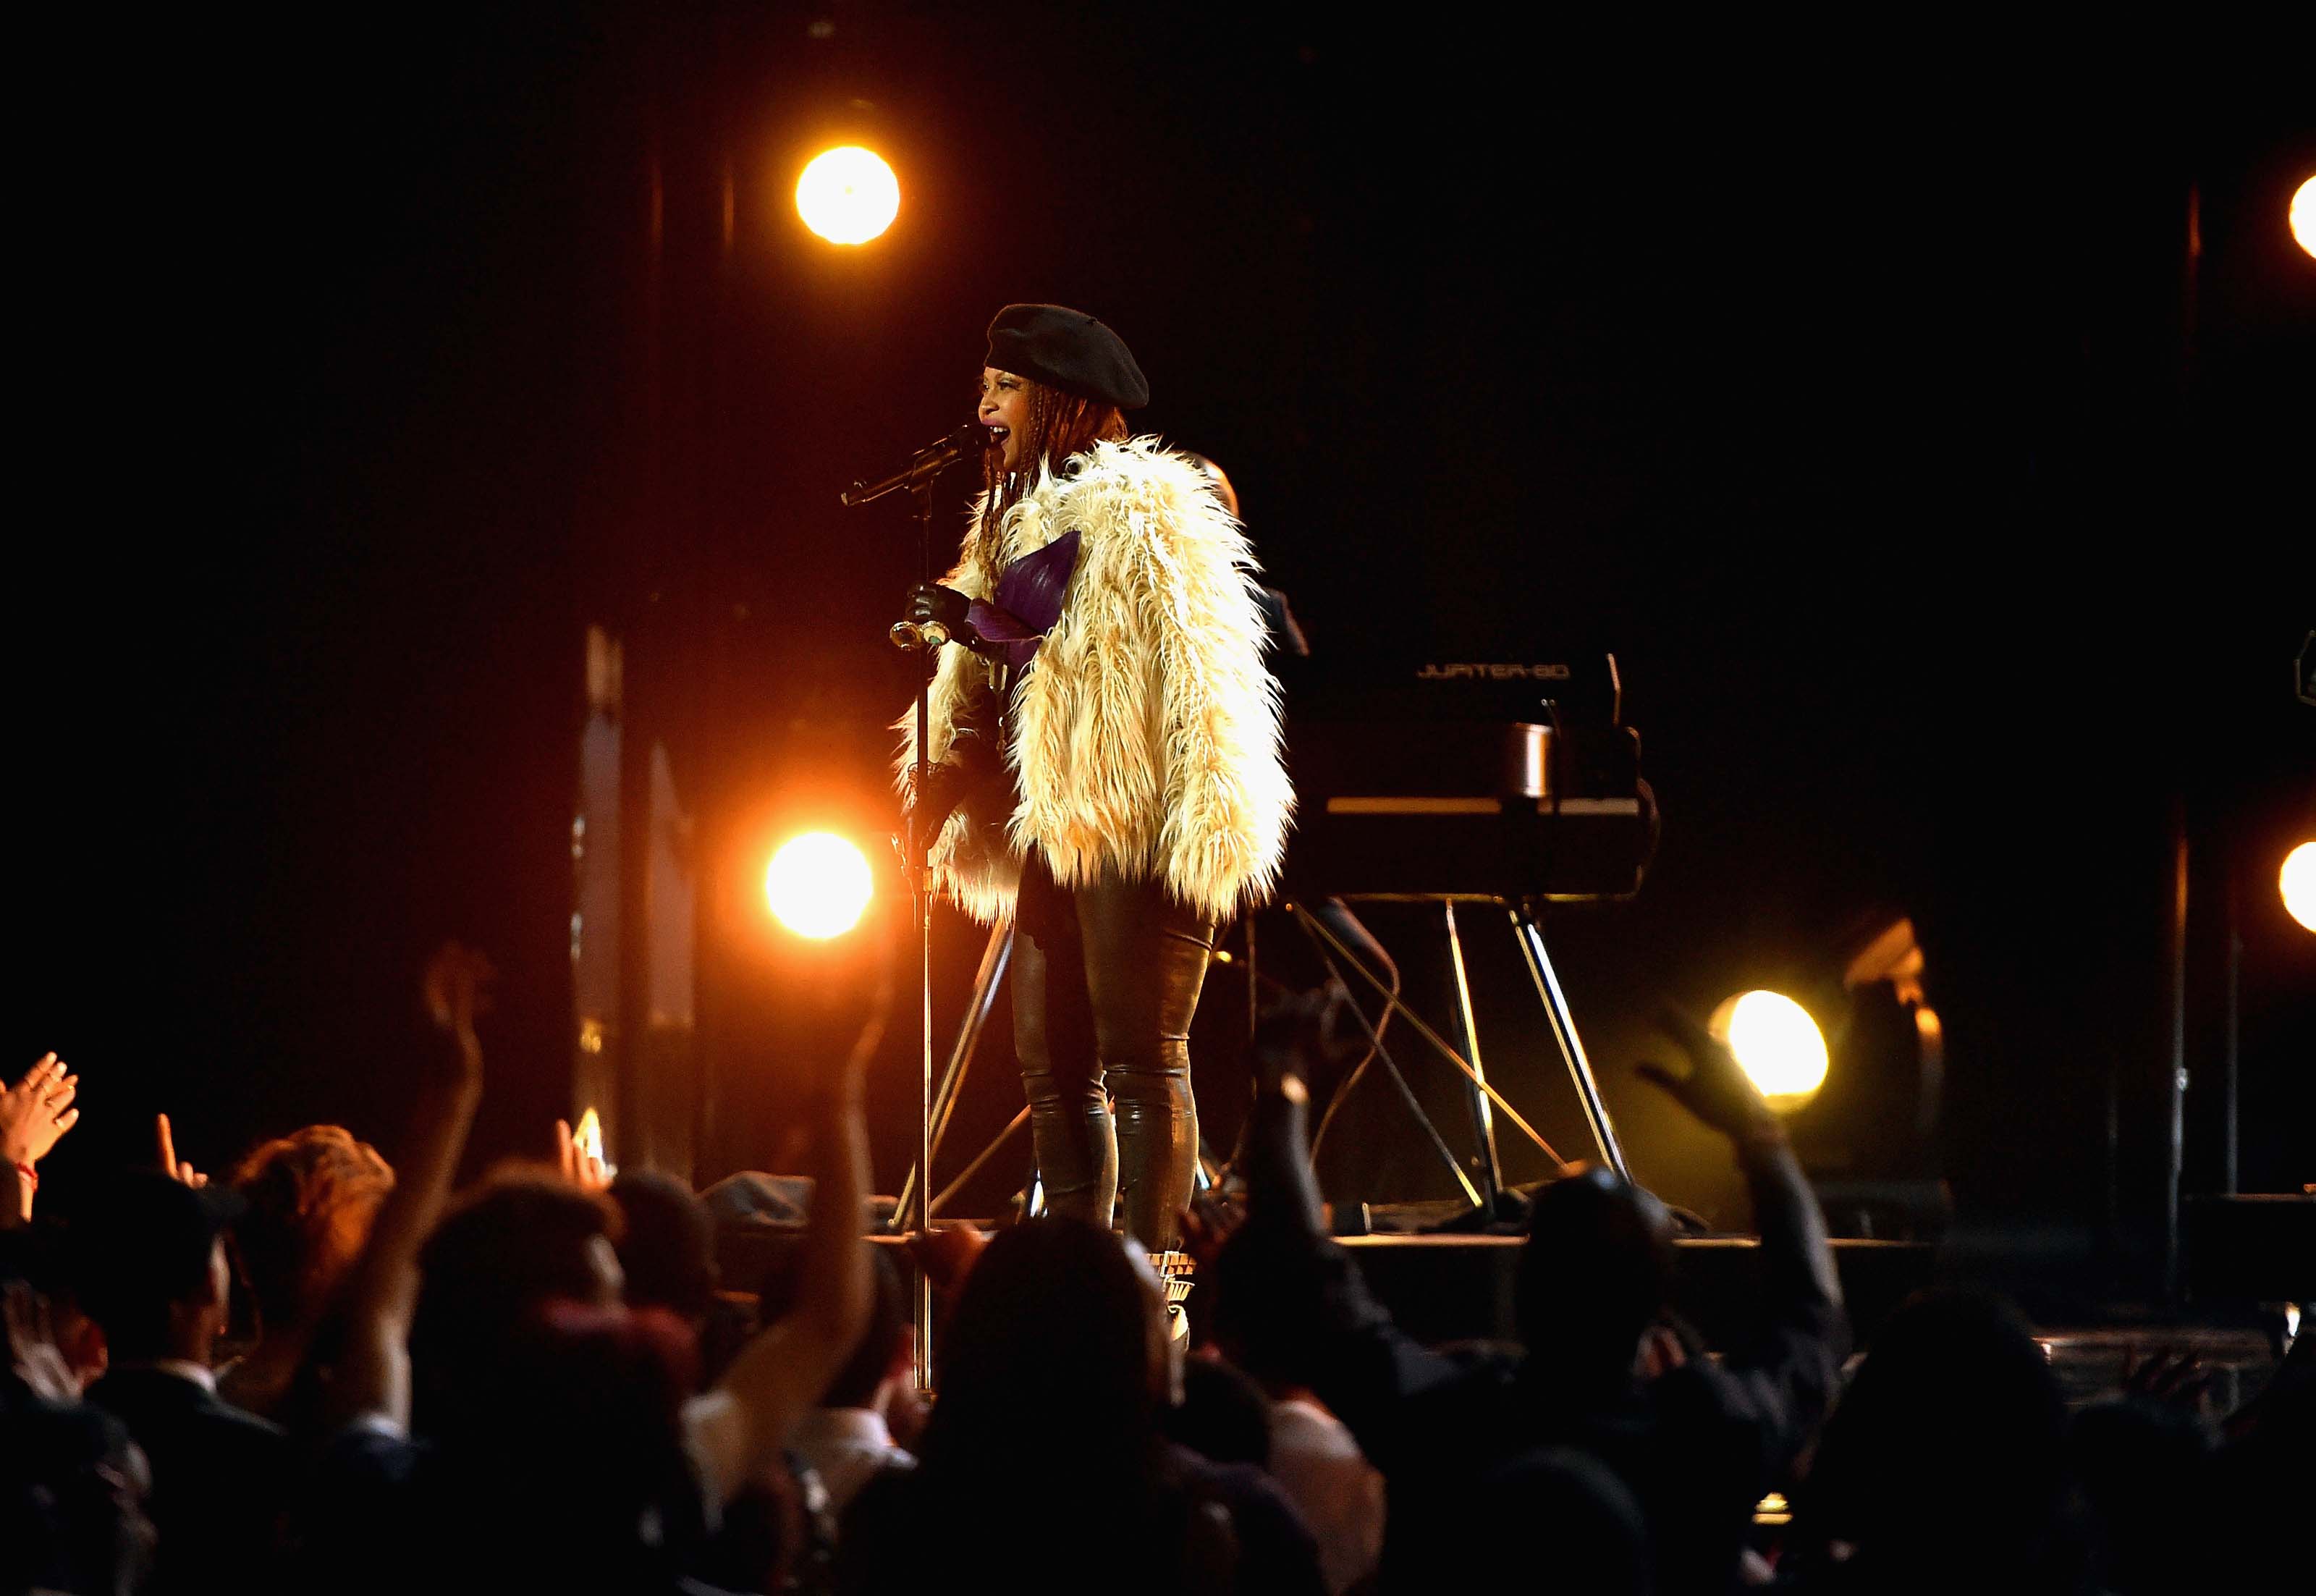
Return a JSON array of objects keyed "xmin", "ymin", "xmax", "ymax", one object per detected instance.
[{"xmin": 976, "ymin": 376, "xmax": 1128, "ymax": 575}]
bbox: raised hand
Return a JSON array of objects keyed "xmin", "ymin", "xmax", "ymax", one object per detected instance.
[
  {"xmin": 157, "ymin": 1112, "xmax": 208, "ymax": 1187},
  {"xmin": 4, "ymin": 1280, "xmax": 78, "ymax": 1404},
  {"xmin": 2121, "ymin": 1346, "xmax": 2218, "ymax": 1416},
  {"xmin": 1636, "ymin": 1007, "xmax": 1780, "ymax": 1144},
  {"xmin": 556, "ymin": 1116, "xmax": 611, "ymax": 1191},
  {"xmin": 1, "ymin": 1054, "xmax": 80, "ymax": 1168},
  {"xmin": 421, "ymin": 941, "xmax": 495, "ymax": 1084},
  {"xmin": 1251, "ymin": 979, "xmax": 1364, "ymax": 1096},
  {"xmin": 1178, "ymin": 1189, "xmax": 1243, "ymax": 1275}
]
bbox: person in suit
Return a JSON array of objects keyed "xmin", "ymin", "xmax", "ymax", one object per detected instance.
[{"xmin": 77, "ymin": 1169, "xmax": 290, "ymax": 1592}]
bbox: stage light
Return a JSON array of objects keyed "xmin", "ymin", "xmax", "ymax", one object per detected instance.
[
  {"xmin": 766, "ymin": 831, "xmax": 874, "ymax": 938},
  {"xmin": 2283, "ymin": 841, "xmax": 2316, "ymax": 933},
  {"xmin": 796, "ymin": 146, "xmax": 898, "ymax": 245},
  {"xmin": 1710, "ymin": 989, "xmax": 1830, "ymax": 1108},
  {"xmin": 2293, "ymin": 177, "xmax": 2316, "ymax": 261}
]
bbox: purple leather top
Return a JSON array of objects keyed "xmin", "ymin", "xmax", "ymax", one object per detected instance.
[{"xmin": 966, "ymin": 529, "xmax": 1081, "ymax": 671}]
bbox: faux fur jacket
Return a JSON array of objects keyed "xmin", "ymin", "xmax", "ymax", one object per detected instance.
[{"xmin": 894, "ymin": 437, "xmax": 1293, "ymax": 925}]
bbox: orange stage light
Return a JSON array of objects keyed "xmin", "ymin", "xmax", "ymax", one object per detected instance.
[
  {"xmin": 796, "ymin": 146, "xmax": 899, "ymax": 245},
  {"xmin": 765, "ymin": 832, "xmax": 875, "ymax": 938}
]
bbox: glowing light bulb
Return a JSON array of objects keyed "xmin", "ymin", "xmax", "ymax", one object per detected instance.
[
  {"xmin": 1710, "ymin": 989, "xmax": 1830, "ymax": 1108},
  {"xmin": 2292, "ymin": 177, "xmax": 2316, "ymax": 262},
  {"xmin": 765, "ymin": 832, "xmax": 875, "ymax": 938},
  {"xmin": 2283, "ymin": 841, "xmax": 2316, "ymax": 933},
  {"xmin": 795, "ymin": 146, "xmax": 899, "ymax": 245}
]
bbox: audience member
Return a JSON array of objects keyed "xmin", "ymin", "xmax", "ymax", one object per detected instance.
[
  {"xmin": 2, "ymin": 1217, "xmax": 109, "ymax": 1392},
  {"xmin": 220, "ymin": 1122, "xmax": 394, "ymax": 1421},
  {"xmin": 2068, "ymin": 1380, "xmax": 2213, "ymax": 1596},
  {"xmin": 13, "ymin": 913, "xmax": 2307, "ymax": 1596},
  {"xmin": 838, "ymin": 1218, "xmax": 1325, "ymax": 1596},
  {"xmin": 1166, "ymin": 1354, "xmax": 1273, "ymax": 1467},
  {"xmin": 303, "ymin": 940, "xmax": 874, "ymax": 1595},
  {"xmin": 0, "ymin": 1369, "xmax": 157, "ymax": 1596},
  {"xmin": 1465, "ymin": 1444, "xmax": 1652, "ymax": 1592},
  {"xmin": 789, "ymin": 1244, "xmax": 916, "ymax": 1517},
  {"xmin": 2186, "ymin": 1320, "xmax": 2309, "ymax": 1591},
  {"xmin": 76, "ymin": 1169, "xmax": 290, "ymax": 1593},
  {"xmin": 1207, "ymin": 1266, "xmax": 1385, "ymax": 1596},
  {"xmin": 612, "ymin": 1167, "xmax": 722, "ymax": 1327},
  {"xmin": 1220, "ymin": 994, "xmax": 1848, "ymax": 1593},
  {"xmin": 1790, "ymin": 1288, "xmax": 2090, "ymax": 1593}
]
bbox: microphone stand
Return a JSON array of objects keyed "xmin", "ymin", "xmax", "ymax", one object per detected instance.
[
  {"xmin": 845, "ymin": 424, "xmax": 983, "ymax": 1394},
  {"xmin": 905, "ymin": 474, "xmax": 937, "ymax": 1393}
]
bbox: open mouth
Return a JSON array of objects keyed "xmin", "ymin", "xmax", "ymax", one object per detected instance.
[{"xmin": 984, "ymin": 425, "xmax": 1010, "ymax": 447}]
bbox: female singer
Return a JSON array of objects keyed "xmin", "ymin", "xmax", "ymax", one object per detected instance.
[{"xmin": 898, "ymin": 303, "xmax": 1291, "ymax": 1253}]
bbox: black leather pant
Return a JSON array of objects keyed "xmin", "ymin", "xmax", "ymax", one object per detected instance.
[{"xmin": 1013, "ymin": 855, "xmax": 1214, "ymax": 1249}]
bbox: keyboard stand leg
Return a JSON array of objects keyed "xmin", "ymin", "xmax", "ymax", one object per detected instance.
[
  {"xmin": 1443, "ymin": 900, "xmax": 1505, "ymax": 1209},
  {"xmin": 1289, "ymin": 903, "xmax": 1484, "ymax": 1212},
  {"xmin": 1508, "ymin": 903, "xmax": 1628, "ymax": 1178}
]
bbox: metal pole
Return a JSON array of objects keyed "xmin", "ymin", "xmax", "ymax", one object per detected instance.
[
  {"xmin": 912, "ymin": 479, "xmax": 937, "ymax": 1390},
  {"xmin": 1508, "ymin": 905, "xmax": 1628, "ymax": 1178},
  {"xmin": 893, "ymin": 921, "xmax": 1013, "ymax": 1223},
  {"xmin": 1293, "ymin": 903, "xmax": 1568, "ymax": 1170},
  {"xmin": 1443, "ymin": 900, "xmax": 1503, "ymax": 1207},
  {"xmin": 2222, "ymin": 862, "xmax": 2239, "ymax": 1196},
  {"xmin": 2165, "ymin": 803, "xmax": 2188, "ymax": 1302},
  {"xmin": 1290, "ymin": 911, "xmax": 1484, "ymax": 1209},
  {"xmin": 931, "ymin": 1105, "xmax": 1031, "ymax": 1218}
]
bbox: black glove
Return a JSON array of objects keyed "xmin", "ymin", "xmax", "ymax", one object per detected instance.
[
  {"xmin": 903, "ymin": 583, "xmax": 981, "ymax": 649},
  {"xmin": 903, "ymin": 758, "xmax": 973, "ymax": 858}
]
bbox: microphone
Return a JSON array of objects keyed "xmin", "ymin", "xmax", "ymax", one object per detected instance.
[{"xmin": 841, "ymin": 422, "xmax": 992, "ymax": 508}]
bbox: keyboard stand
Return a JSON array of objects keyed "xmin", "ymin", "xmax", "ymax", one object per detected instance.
[{"xmin": 1289, "ymin": 895, "xmax": 1628, "ymax": 1198}]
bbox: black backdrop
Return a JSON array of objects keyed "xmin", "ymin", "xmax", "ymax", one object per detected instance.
[{"xmin": 17, "ymin": 4, "xmax": 2311, "ymax": 1296}]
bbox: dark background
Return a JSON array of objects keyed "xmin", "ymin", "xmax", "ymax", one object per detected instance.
[{"xmin": 19, "ymin": 4, "xmax": 2312, "ymax": 1301}]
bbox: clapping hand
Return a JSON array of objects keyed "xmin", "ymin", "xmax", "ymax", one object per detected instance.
[
  {"xmin": 1636, "ymin": 1008, "xmax": 1780, "ymax": 1144},
  {"xmin": 1, "ymin": 1054, "xmax": 80, "ymax": 1168}
]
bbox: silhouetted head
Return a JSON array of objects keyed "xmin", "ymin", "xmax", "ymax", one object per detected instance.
[
  {"xmin": 412, "ymin": 1165, "xmax": 622, "ymax": 1430},
  {"xmin": 1165, "ymin": 1354, "xmax": 1271, "ymax": 1467},
  {"xmin": 920, "ymin": 1218, "xmax": 1166, "ymax": 1481},
  {"xmin": 430, "ymin": 1299, "xmax": 702, "ymax": 1584},
  {"xmin": 1516, "ymin": 1164, "xmax": 1678, "ymax": 1382},
  {"xmin": 1804, "ymin": 1289, "xmax": 2074, "ymax": 1582},
  {"xmin": 609, "ymin": 1169, "xmax": 717, "ymax": 1325},
  {"xmin": 74, "ymin": 1171, "xmax": 245, "ymax": 1364},
  {"xmin": 2070, "ymin": 1396, "xmax": 2214, "ymax": 1595},
  {"xmin": 1454, "ymin": 1445, "xmax": 1650, "ymax": 1593},
  {"xmin": 229, "ymin": 1123, "xmax": 394, "ymax": 1336}
]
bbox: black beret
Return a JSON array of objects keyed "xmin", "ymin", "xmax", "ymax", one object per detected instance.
[{"xmin": 985, "ymin": 303, "xmax": 1148, "ymax": 410}]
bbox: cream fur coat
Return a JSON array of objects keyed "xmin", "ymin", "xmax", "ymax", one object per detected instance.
[{"xmin": 894, "ymin": 438, "xmax": 1293, "ymax": 925}]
